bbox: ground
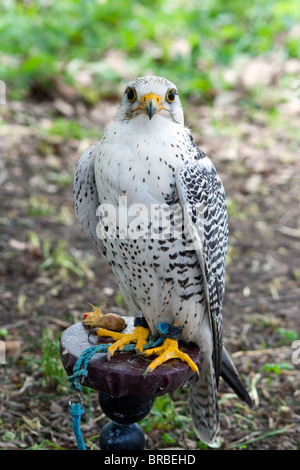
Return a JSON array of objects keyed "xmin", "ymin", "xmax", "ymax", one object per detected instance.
[{"xmin": 0, "ymin": 57, "xmax": 300, "ymax": 450}]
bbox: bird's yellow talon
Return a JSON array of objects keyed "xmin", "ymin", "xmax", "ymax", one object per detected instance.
[
  {"xmin": 141, "ymin": 337, "xmax": 199, "ymax": 376},
  {"xmin": 143, "ymin": 366, "xmax": 151, "ymax": 379},
  {"xmin": 96, "ymin": 325, "xmax": 150, "ymax": 359},
  {"xmin": 106, "ymin": 349, "xmax": 112, "ymax": 361},
  {"xmin": 96, "ymin": 328, "xmax": 126, "ymax": 341}
]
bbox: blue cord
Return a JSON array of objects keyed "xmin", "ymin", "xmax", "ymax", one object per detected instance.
[
  {"xmin": 69, "ymin": 344, "xmax": 110, "ymax": 392},
  {"xmin": 68, "ymin": 343, "xmax": 136, "ymax": 450},
  {"xmin": 70, "ymin": 402, "xmax": 86, "ymax": 450},
  {"xmin": 68, "ymin": 325, "xmax": 169, "ymax": 450}
]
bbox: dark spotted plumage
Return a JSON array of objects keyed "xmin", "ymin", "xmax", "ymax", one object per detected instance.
[{"xmin": 74, "ymin": 76, "xmax": 252, "ymax": 446}]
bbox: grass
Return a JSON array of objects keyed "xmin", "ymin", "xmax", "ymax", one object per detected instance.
[
  {"xmin": 227, "ymin": 427, "xmax": 292, "ymax": 450},
  {"xmin": 28, "ymin": 195, "xmax": 55, "ymax": 217},
  {"xmin": 275, "ymin": 328, "xmax": 299, "ymax": 343},
  {"xmin": 139, "ymin": 391, "xmax": 205, "ymax": 448},
  {"xmin": 40, "ymin": 329, "xmax": 67, "ymax": 388},
  {"xmin": 23, "ymin": 329, "xmax": 67, "ymax": 390},
  {"xmin": 1, "ymin": 0, "xmax": 300, "ymax": 101},
  {"xmin": 46, "ymin": 118, "xmax": 100, "ymax": 140},
  {"xmin": 28, "ymin": 232, "xmax": 94, "ymax": 280},
  {"xmin": 262, "ymin": 362, "xmax": 294, "ymax": 376}
]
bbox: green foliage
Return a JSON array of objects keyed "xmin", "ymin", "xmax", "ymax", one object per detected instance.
[
  {"xmin": 115, "ymin": 291, "xmax": 125, "ymax": 307},
  {"xmin": 46, "ymin": 117, "xmax": 100, "ymax": 140},
  {"xmin": 28, "ymin": 440, "xmax": 65, "ymax": 450},
  {"xmin": 38, "ymin": 238, "xmax": 91, "ymax": 279},
  {"xmin": 263, "ymin": 362, "xmax": 294, "ymax": 375},
  {"xmin": 40, "ymin": 329, "xmax": 67, "ymax": 388},
  {"xmin": 140, "ymin": 392, "xmax": 191, "ymax": 434},
  {"xmin": 1, "ymin": 0, "xmax": 300, "ymax": 100},
  {"xmin": 228, "ymin": 427, "xmax": 292, "ymax": 449},
  {"xmin": 0, "ymin": 328, "xmax": 8, "ymax": 338},
  {"xmin": 23, "ymin": 329, "xmax": 67, "ymax": 390},
  {"xmin": 48, "ymin": 118, "xmax": 86, "ymax": 140},
  {"xmin": 28, "ymin": 232, "xmax": 93, "ymax": 280},
  {"xmin": 46, "ymin": 171, "xmax": 73, "ymax": 190},
  {"xmin": 275, "ymin": 328, "xmax": 299, "ymax": 343},
  {"xmin": 28, "ymin": 195, "xmax": 55, "ymax": 217}
]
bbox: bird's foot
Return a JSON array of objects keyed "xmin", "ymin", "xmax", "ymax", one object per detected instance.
[
  {"xmin": 140, "ymin": 329, "xmax": 199, "ymax": 378},
  {"xmin": 141, "ymin": 338, "xmax": 199, "ymax": 378},
  {"xmin": 97, "ymin": 319, "xmax": 150, "ymax": 361}
]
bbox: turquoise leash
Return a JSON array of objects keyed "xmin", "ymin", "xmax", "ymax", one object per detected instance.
[
  {"xmin": 69, "ymin": 401, "xmax": 86, "ymax": 450},
  {"xmin": 67, "ymin": 329, "xmax": 166, "ymax": 450},
  {"xmin": 68, "ymin": 343, "xmax": 119, "ymax": 450}
]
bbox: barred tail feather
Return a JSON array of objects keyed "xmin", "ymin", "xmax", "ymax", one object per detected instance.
[{"xmin": 189, "ymin": 358, "xmax": 221, "ymax": 447}]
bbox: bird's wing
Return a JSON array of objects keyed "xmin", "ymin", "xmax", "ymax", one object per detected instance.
[
  {"xmin": 74, "ymin": 144, "xmax": 106, "ymax": 256},
  {"xmin": 176, "ymin": 156, "xmax": 229, "ymax": 382}
]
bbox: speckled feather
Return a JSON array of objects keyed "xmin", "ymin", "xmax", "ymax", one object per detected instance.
[{"xmin": 74, "ymin": 76, "xmax": 239, "ymax": 445}]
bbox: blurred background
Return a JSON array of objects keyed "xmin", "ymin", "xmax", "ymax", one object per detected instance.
[{"xmin": 0, "ymin": 0, "xmax": 299, "ymax": 450}]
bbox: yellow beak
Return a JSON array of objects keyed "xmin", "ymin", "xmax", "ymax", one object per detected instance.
[{"xmin": 138, "ymin": 93, "xmax": 164, "ymax": 119}]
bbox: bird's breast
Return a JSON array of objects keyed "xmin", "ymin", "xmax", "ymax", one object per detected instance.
[{"xmin": 95, "ymin": 122, "xmax": 186, "ymax": 208}]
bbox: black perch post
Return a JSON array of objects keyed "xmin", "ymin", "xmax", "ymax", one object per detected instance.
[{"xmin": 60, "ymin": 318, "xmax": 200, "ymax": 450}]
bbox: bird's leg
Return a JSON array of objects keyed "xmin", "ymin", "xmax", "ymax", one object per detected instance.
[
  {"xmin": 140, "ymin": 323, "xmax": 199, "ymax": 378},
  {"xmin": 97, "ymin": 317, "xmax": 150, "ymax": 361}
]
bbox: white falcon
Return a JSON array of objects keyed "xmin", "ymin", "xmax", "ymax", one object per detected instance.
[{"xmin": 74, "ymin": 76, "xmax": 253, "ymax": 445}]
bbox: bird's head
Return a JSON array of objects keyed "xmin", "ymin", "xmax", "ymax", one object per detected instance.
[{"xmin": 116, "ymin": 76, "xmax": 184, "ymax": 126}]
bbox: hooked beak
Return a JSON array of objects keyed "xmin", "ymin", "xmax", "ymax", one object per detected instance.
[
  {"xmin": 144, "ymin": 98, "xmax": 157, "ymax": 120},
  {"xmin": 136, "ymin": 93, "xmax": 164, "ymax": 120}
]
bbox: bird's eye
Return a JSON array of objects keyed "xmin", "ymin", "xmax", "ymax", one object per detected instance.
[
  {"xmin": 126, "ymin": 87, "xmax": 136, "ymax": 102},
  {"xmin": 166, "ymin": 88, "xmax": 176, "ymax": 103}
]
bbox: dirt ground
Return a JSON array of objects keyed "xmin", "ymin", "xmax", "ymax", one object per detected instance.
[{"xmin": 0, "ymin": 60, "xmax": 299, "ymax": 450}]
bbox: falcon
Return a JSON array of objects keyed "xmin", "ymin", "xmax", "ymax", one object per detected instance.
[{"xmin": 74, "ymin": 76, "xmax": 253, "ymax": 446}]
